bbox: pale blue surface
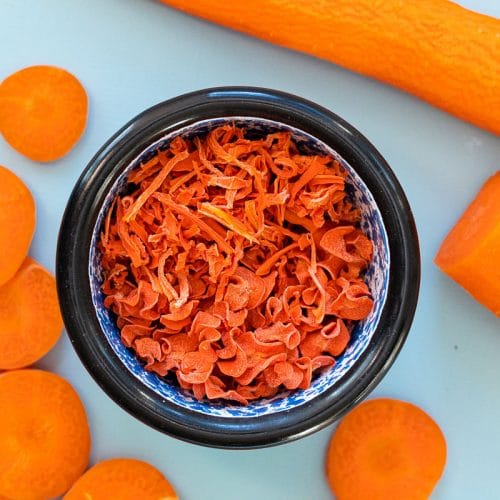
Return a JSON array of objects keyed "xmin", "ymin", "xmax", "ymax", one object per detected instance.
[{"xmin": 1, "ymin": 0, "xmax": 499, "ymax": 498}]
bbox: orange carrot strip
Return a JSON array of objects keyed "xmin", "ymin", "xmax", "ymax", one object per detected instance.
[
  {"xmin": 0, "ymin": 370, "xmax": 90, "ymax": 499},
  {"xmin": 124, "ymin": 151, "xmax": 189, "ymax": 222},
  {"xmin": 154, "ymin": 193, "xmax": 233, "ymax": 254},
  {"xmin": 0, "ymin": 165, "xmax": 36, "ymax": 286},
  {"xmin": 326, "ymin": 398, "xmax": 447, "ymax": 500},
  {"xmin": 255, "ymin": 242, "xmax": 300, "ymax": 276},
  {"xmin": 199, "ymin": 202, "xmax": 258, "ymax": 243},
  {"xmin": 64, "ymin": 458, "xmax": 177, "ymax": 500},
  {"xmin": 0, "ymin": 65, "xmax": 88, "ymax": 161}
]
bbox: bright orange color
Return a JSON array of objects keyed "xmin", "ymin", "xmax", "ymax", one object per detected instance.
[
  {"xmin": 64, "ymin": 458, "xmax": 178, "ymax": 500},
  {"xmin": 99, "ymin": 125, "xmax": 374, "ymax": 404},
  {"xmin": 435, "ymin": 171, "xmax": 500, "ymax": 316},
  {"xmin": 0, "ymin": 65, "xmax": 88, "ymax": 161},
  {"xmin": 0, "ymin": 257, "xmax": 63, "ymax": 370},
  {"xmin": 0, "ymin": 165, "xmax": 35, "ymax": 286},
  {"xmin": 0, "ymin": 369, "xmax": 91, "ymax": 500},
  {"xmin": 160, "ymin": 0, "xmax": 500, "ymax": 135},
  {"xmin": 326, "ymin": 398, "xmax": 447, "ymax": 500}
]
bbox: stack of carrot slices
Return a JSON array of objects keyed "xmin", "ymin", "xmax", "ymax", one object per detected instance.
[{"xmin": 99, "ymin": 125, "xmax": 375, "ymax": 404}]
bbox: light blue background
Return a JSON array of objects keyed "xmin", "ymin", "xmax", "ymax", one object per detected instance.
[{"xmin": 1, "ymin": 1, "xmax": 499, "ymax": 498}]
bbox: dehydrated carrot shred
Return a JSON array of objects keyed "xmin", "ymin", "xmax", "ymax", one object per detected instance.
[{"xmin": 99, "ymin": 125, "xmax": 374, "ymax": 404}]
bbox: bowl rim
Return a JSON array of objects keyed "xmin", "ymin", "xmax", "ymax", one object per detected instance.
[{"xmin": 56, "ymin": 86, "xmax": 420, "ymax": 449}]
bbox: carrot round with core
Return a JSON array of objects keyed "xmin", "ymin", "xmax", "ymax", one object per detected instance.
[
  {"xmin": 159, "ymin": 0, "xmax": 500, "ymax": 135},
  {"xmin": 0, "ymin": 257, "xmax": 63, "ymax": 370},
  {"xmin": 0, "ymin": 165, "xmax": 35, "ymax": 286},
  {"xmin": 326, "ymin": 398, "xmax": 447, "ymax": 500},
  {"xmin": 435, "ymin": 171, "xmax": 500, "ymax": 316},
  {"xmin": 0, "ymin": 65, "xmax": 88, "ymax": 162},
  {"xmin": 0, "ymin": 369, "xmax": 91, "ymax": 500},
  {"xmin": 64, "ymin": 458, "xmax": 178, "ymax": 500}
]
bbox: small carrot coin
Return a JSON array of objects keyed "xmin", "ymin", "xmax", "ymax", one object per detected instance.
[
  {"xmin": 0, "ymin": 257, "xmax": 63, "ymax": 370},
  {"xmin": 0, "ymin": 165, "xmax": 35, "ymax": 286},
  {"xmin": 326, "ymin": 398, "xmax": 447, "ymax": 500},
  {"xmin": 0, "ymin": 369, "xmax": 91, "ymax": 500},
  {"xmin": 0, "ymin": 65, "xmax": 88, "ymax": 162},
  {"xmin": 64, "ymin": 458, "xmax": 178, "ymax": 500}
]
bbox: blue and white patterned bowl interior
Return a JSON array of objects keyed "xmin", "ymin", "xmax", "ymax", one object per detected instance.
[{"xmin": 89, "ymin": 117, "xmax": 390, "ymax": 418}]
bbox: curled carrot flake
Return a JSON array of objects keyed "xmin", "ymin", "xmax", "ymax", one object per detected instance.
[{"xmin": 99, "ymin": 125, "xmax": 374, "ymax": 404}]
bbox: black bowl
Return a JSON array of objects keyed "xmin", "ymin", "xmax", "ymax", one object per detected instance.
[{"xmin": 57, "ymin": 87, "xmax": 420, "ymax": 448}]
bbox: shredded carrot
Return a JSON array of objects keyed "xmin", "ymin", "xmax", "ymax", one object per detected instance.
[
  {"xmin": 99, "ymin": 126, "xmax": 374, "ymax": 404},
  {"xmin": 326, "ymin": 398, "xmax": 447, "ymax": 500},
  {"xmin": 0, "ymin": 65, "xmax": 88, "ymax": 162}
]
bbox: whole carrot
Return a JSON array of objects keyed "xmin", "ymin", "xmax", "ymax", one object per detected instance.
[{"xmin": 159, "ymin": 0, "xmax": 500, "ymax": 135}]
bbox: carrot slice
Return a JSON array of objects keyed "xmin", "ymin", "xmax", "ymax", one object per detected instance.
[
  {"xmin": 0, "ymin": 369, "xmax": 91, "ymax": 499},
  {"xmin": 64, "ymin": 458, "xmax": 178, "ymax": 500},
  {"xmin": 0, "ymin": 257, "xmax": 63, "ymax": 370},
  {"xmin": 0, "ymin": 165, "xmax": 35, "ymax": 286},
  {"xmin": 0, "ymin": 65, "xmax": 88, "ymax": 161},
  {"xmin": 326, "ymin": 398, "xmax": 447, "ymax": 500},
  {"xmin": 435, "ymin": 171, "xmax": 500, "ymax": 316}
]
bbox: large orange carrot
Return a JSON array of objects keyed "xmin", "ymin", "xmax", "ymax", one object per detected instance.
[
  {"xmin": 0, "ymin": 369, "xmax": 91, "ymax": 499},
  {"xmin": 64, "ymin": 458, "xmax": 178, "ymax": 500},
  {"xmin": 435, "ymin": 171, "xmax": 500, "ymax": 316},
  {"xmin": 159, "ymin": 0, "xmax": 500, "ymax": 135},
  {"xmin": 326, "ymin": 398, "xmax": 447, "ymax": 500},
  {"xmin": 0, "ymin": 165, "xmax": 35, "ymax": 286},
  {"xmin": 0, "ymin": 65, "xmax": 88, "ymax": 162},
  {"xmin": 0, "ymin": 257, "xmax": 63, "ymax": 370}
]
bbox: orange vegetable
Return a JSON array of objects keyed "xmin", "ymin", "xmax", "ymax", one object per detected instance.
[
  {"xmin": 435, "ymin": 171, "xmax": 500, "ymax": 316},
  {"xmin": 0, "ymin": 165, "xmax": 35, "ymax": 286},
  {"xmin": 0, "ymin": 257, "xmax": 63, "ymax": 370},
  {"xmin": 326, "ymin": 398, "xmax": 447, "ymax": 500},
  {"xmin": 99, "ymin": 125, "xmax": 373, "ymax": 404},
  {"xmin": 0, "ymin": 369, "xmax": 91, "ymax": 499},
  {"xmin": 159, "ymin": 0, "xmax": 500, "ymax": 135},
  {"xmin": 64, "ymin": 458, "xmax": 178, "ymax": 500},
  {"xmin": 0, "ymin": 65, "xmax": 88, "ymax": 162}
]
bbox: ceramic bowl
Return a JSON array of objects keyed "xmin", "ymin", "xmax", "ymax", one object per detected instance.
[{"xmin": 57, "ymin": 87, "xmax": 420, "ymax": 448}]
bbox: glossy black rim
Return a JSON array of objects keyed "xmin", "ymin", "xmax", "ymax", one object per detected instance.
[{"xmin": 56, "ymin": 87, "xmax": 420, "ymax": 448}]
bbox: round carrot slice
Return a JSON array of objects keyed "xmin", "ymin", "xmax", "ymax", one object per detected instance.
[
  {"xmin": 0, "ymin": 369, "xmax": 91, "ymax": 499},
  {"xmin": 0, "ymin": 257, "xmax": 63, "ymax": 370},
  {"xmin": 0, "ymin": 65, "xmax": 88, "ymax": 162},
  {"xmin": 64, "ymin": 458, "xmax": 178, "ymax": 500},
  {"xmin": 326, "ymin": 398, "xmax": 447, "ymax": 500},
  {"xmin": 0, "ymin": 165, "xmax": 35, "ymax": 286}
]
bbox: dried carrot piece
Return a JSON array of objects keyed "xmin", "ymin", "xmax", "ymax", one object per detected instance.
[
  {"xmin": 0, "ymin": 257, "xmax": 63, "ymax": 370},
  {"xmin": 326, "ymin": 398, "xmax": 447, "ymax": 500},
  {"xmin": 64, "ymin": 458, "xmax": 178, "ymax": 500},
  {"xmin": 0, "ymin": 369, "xmax": 91, "ymax": 499},
  {"xmin": 99, "ymin": 125, "xmax": 374, "ymax": 404},
  {"xmin": 199, "ymin": 202, "xmax": 258, "ymax": 243},
  {"xmin": 0, "ymin": 165, "xmax": 36, "ymax": 286},
  {"xmin": 0, "ymin": 65, "xmax": 88, "ymax": 161}
]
